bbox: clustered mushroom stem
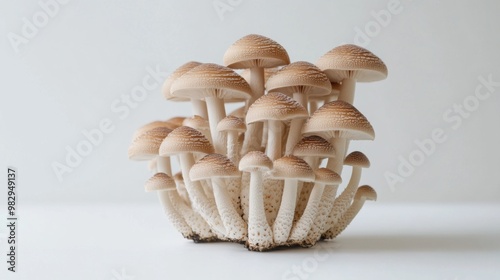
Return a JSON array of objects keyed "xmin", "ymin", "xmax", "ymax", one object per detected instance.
[
  {"xmin": 212, "ymin": 177, "xmax": 247, "ymax": 240},
  {"xmin": 190, "ymin": 98, "xmax": 209, "ymax": 120},
  {"xmin": 178, "ymin": 152, "xmax": 226, "ymax": 236},
  {"xmin": 285, "ymin": 118, "xmax": 305, "ymax": 155},
  {"xmin": 156, "ymin": 156, "xmax": 172, "ymax": 176},
  {"xmin": 242, "ymin": 67, "xmax": 265, "ymax": 154},
  {"xmin": 247, "ymin": 171, "xmax": 273, "ymax": 249},
  {"xmin": 267, "ymin": 120, "xmax": 283, "ymax": 161},
  {"xmin": 226, "ymin": 132, "xmax": 240, "ymax": 164},
  {"xmin": 289, "ymin": 183, "xmax": 325, "ymax": 242},
  {"xmin": 327, "ymin": 138, "xmax": 346, "ymax": 174},
  {"xmin": 304, "ymin": 184, "xmax": 339, "ymax": 245},
  {"xmin": 273, "ymin": 179, "xmax": 299, "ymax": 244},
  {"xmin": 157, "ymin": 191, "xmax": 194, "ymax": 239},
  {"xmin": 204, "ymin": 96, "xmax": 227, "ymax": 154},
  {"xmin": 338, "ymin": 77, "xmax": 356, "ymax": 104}
]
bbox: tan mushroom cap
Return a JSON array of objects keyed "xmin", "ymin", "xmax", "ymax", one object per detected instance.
[
  {"xmin": 228, "ymin": 106, "xmax": 246, "ymax": 119},
  {"xmin": 314, "ymin": 168, "xmax": 342, "ymax": 185},
  {"xmin": 292, "ymin": 135, "xmax": 336, "ymax": 158},
  {"xmin": 246, "ymin": 92, "xmax": 308, "ymax": 124},
  {"xmin": 170, "ymin": 63, "xmax": 252, "ymax": 101},
  {"xmin": 166, "ymin": 117, "xmax": 186, "ymax": 128},
  {"xmin": 271, "ymin": 155, "xmax": 314, "ymax": 182},
  {"xmin": 354, "ymin": 185, "xmax": 377, "ymax": 201},
  {"xmin": 190, "ymin": 154, "xmax": 241, "ymax": 181},
  {"xmin": 159, "ymin": 126, "xmax": 214, "ymax": 156},
  {"xmin": 129, "ymin": 127, "xmax": 172, "ymax": 160},
  {"xmin": 344, "ymin": 151, "xmax": 370, "ymax": 168},
  {"xmin": 173, "ymin": 171, "xmax": 183, "ymax": 182},
  {"xmin": 162, "ymin": 61, "xmax": 202, "ymax": 101},
  {"xmin": 223, "ymin": 34, "xmax": 290, "ymax": 69},
  {"xmin": 316, "ymin": 44, "xmax": 388, "ymax": 83},
  {"xmin": 266, "ymin": 61, "xmax": 331, "ymax": 97},
  {"xmin": 145, "ymin": 173, "xmax": 176, "ymax": 192},
  {"xmin": 183, "ymin": 115, "xmax": 210, "ymax": 131},
  {"xmin": 133, "ymin": 121, "xmax": 177, "ymax": 139},
  {"xmin": 302, "ymin": 100, "xmax": 375, "ymax": 140},
  {"xmin": 239, "ymin": 151, "xmax": 273, "ymax": 172},
  {"xmin": 217, "ymin": 115, "xmax": 246, "ymax": 133}
]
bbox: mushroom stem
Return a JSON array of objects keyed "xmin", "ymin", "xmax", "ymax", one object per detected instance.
[
  {"xmin": 226, "ymin": 131, "xmax": 240, "ymax": 164},
  {"xmin": 289, "ymin": 182, "xmax": 325, "ymax": 242},
  {"xmin": 205, "ymin": 96, "xmax": 227, "ymax": 154},
  {"xmin": 267, "ymin": 120, "xmax": 283, "ymax": 161},
  {"xmin": 273, "ymin": 178, "xmax": 298, "ymax": 244},
  {"xmin": 285, "ymin": 93, "xmax": 307, "ymax": 155},
  {"xmin": 212, "ymin": 178, "xmax": 247, "ymax": 240},
  {"xmin": 191, "ymin": 99, "xmax": 208, "ymax": 119},
  {"xmin": 303, "ymin": 184, "xmax": 339, "ymax": 246},
  {"xmin": 247, "ymin": 171, "xmax": 273, "ymax": 251},
  {"xmin": 327, "ymin": 139, "xmax": 346, "ymax": 174},
  {"xmin": 242, "ymin": 67, "xmax": 265, "ymax": 154},
  {"xmin": 309, "ymin": 101, "xmax": 319, "ymax": 115},
  {"xmin": 157, "ymin": 191, "xmax": 194, "ymax": 239},
  {"xmin": 178, "ymin": 153, "xmax": 226, "ymax": 236},
  {"xmin": 338, "ymin": 77, "xmax": 356, "ymax": 104},
  {"xmin": 157, "ymin": 156, "xmax": 172, "ymax": 176}
]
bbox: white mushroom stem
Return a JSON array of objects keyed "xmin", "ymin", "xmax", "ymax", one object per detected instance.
[
  {"xmin": 324, "ymin": 190, "xmax": 371, "ymax": 239},
  {"xmin": 157, "ymin": 156, "xmax": 172, "ymax": 176},
  {"xmin": 178, "ymin": 153, "xmax": 226, "ymax": 236},
  {"xmin": 273, "ymin": 178, "xmax": 299, "ymax": 244},
  {"xmin": 285, "ymin": 93, "xmax": 307, "ymax": 155},
  {"xmin": 226, "ymin": 131, "xmax": 240, "ymax": 164},
  {"xmin": 204, "ymin": 96, "xmax": 227, "ymax": 154},
  {"xmin": 326, "ymin": 138, "xmax": 346, "ymax": 174},
  {"xmin": 242, "ymin": 67, "xmax": 265, "ymax": 154},
  {"xmin": 212, "ymin": 178, "xmax": 247, "ymax": 240},
  {"xmin": 267, "ymin": 120, "xmax": 283, "ymax": 161},
  {"xmin": 338, "ymin": 77, "xmax": 356, "ymax": 104},
  {"xmin": 322, "ymin": 166, "xmax": 363, "ymax": 238},
  {"xmin": 157, "ymin": 191, "xmax": 194, "ymax": 238},
  {"xmin": 191, "ymin": 99, "xmax": 208, "ymax": 119},
  {"xmin": 247, "ymin": 171, "xmax": 273, "ymax": 251},
  {"xmin": 289, "ymin": 182, "xmax": 325, "ymax": 242},
  {"xmin": 309, "ymin": 100, "xmax": 319, "ymax": 114},
  {"xmin": 303, "ymin": 184, "xmax": 339, "ymax": 246}
]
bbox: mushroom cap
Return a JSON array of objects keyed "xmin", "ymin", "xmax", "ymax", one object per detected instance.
[
  {"xmin": 344, "ymin": 151, "xmax": 370, "ymax": 168},
  {"xmin": 190, "ymin": 153, "xmax": 241, "ymax": 181},
  {"xmin": 314, "ymin": 168, "xmax": 342, "ymax": 185},
  {"xmin": 171, "ymin": 63, "xmax": 252, "ymax": 101},
  {"xmin": 266, "ymin": 61, "xmax": 331, "ymax": 97},
  {"xmin": 217, "ymin": 115, "xmax": 246, "ymax": 133},
  {"xmin": 302, "ymin": 100, "xmax": 375, "ymax": 140},
  {"xmin": 239, "ymin": 151, "xmax": 273, "ymax": 172},
  {"xmin": 162, "ymin": 61, "xmax": 202, "ymax": 101},
  {"xmin": 159, "ymin": 126, "xmax": 214, "ymax": 156},
  {"xmin": 228, "ymin": 106, "xmax": 246, "ymax": 119},
  {"xmin": 292, "ymin": 135, "xmax": 336, "ymax": 158},
  {"xmin": 132, "ymin": 120, "xmax": 178, "ymax": 139},
  {"xmin": 354, "ymin": 185, "xmax": 377, "ymax": 201},
  {"xmin": 271, "ymin": 155, "xmax": 314, "ymax": 182},
  {"xmin": 173, "ymin": 171, "xmax": 183, "ymax": 182},
  {"xmin": 316, "ymin": 44, "xmax": 388, "ymax": 83},
  {"xmin": 246, "ymin": 92, "xmax": 308, "ymax": 124},
  {"xmin": 223, "ymin": 34, "xmax": 290, "ymax": 69},
  {"xmin": 166, "ymin": 117, "xmax": 186, "ymax": 128},
  {"xmin": 183, "ymin": 115, "xmax": 210, "ymax": 131},
  {"xmin": 129, "ymin": 127, "xmax": 172, "ymax": 160},
  {"xmin": 145, "ymin": 173, "xmax": 176, "ymax": 192}
]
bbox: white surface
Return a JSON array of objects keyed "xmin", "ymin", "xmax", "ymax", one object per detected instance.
[
  {"xmin": 1, "ymin": 203, "xmax": 499, "ymax": 280},
  {"xmin": 0, "ymin": 0, "xmax": 500, "ymax": 204}
]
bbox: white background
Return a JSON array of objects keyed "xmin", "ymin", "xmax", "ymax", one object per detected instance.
[{"xmin": 0, "ymin": 0, "xmax": 499, "ymax": 279}]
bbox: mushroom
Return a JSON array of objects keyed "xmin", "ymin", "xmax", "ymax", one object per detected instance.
[
  {"xmin": 224, "ymin": 34, "xmax": 290, "ymax": 154},
  {"xmin": 162, "ymin": 61, "xmax": 209, "ymax": 119},
  {"xmin": 289, "ymin": 168, "xmax": 341, "ymax": 243},
  {"xmin": 316, "ymin": 44, "xmax": 387, "ymax": 104},
  {"xmin": 308, "ymin": 82, "xmax": 341, "ymax": 113},
  {"xmin": 265, "ymin": 61, "xmax": 331, "ymax": 154},
  {"xmin": 132, "ymin": 120, "xmax": 178, "ymax": 140},
  {"xmin": 322, "ymin": 151, "xmax": 370, "ymax": 239},
  {"xmin": 145, "ymin": 173, "xmax": 194, "ymax": 239},
  {"xmin": 190, "ymin": 154, "xmax": 247, "ymax": 241},
  {"xmin": 246, "ymin": 92, "xmax": 308, "ymax": 161},
  {"xmin": 159, "ymin": 126, "xmax": 226, "ymax": 236},
  {"xmin": 217, "ymin": 115, "xmax": 246, "ymax": 164},
  {"xmin": 128, "ymin": 126, "xmax": 173, "ymax": 176},
  {"xmin": 183, "ymin": 115, "xmax": 213, "ymax": 149},
  {"xmin": 239, "ymin": 151, "xmax": 274, "ymax": 251},
  {"xmin": 171, "ymin": 63, "xmax": 252, "ymax": 154},
  {"xmin": 270, "ymin": 155, "xmax": 314, "ymax": 245},
  {"xmin": 325, "ymin": 185, "xmax": 377, "ymax": 239},
  {"xmin": 165, "ymin": 117, "xmax": 186, "ymax": 128}
]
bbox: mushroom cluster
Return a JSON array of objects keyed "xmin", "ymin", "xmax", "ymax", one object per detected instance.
[{"xmin": 128, "ymin": 34, "xmax": 387, "ymax": 251}]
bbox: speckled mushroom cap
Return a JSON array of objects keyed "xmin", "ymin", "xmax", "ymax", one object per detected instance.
[
  {"xmin": 170, "ymin": 63, "xmax": 252, "ymax": 101},
  {"xmin": 129, "ymin": 127, "xmax": 172, "ymax": 160},
  {"xmin": 144, "ymin": 173, "xmax": 176, "ymax": 192},
  {"xmin": 223, "ymin": 34, "xmax": 290, "ymax": 69},
  {"xmin": 166, "ymin": 117, "xmax": 186, "ymax": 128},
  {"xmin": 162, "ymin": 61, "xmax": 202, "ymax": 101},
  {"xmin": 292, "ymin": 135, "xmax": 336, "ymax": 158},
  {"xmin": 344, "ymin": 151, "xmax": 370, "ymax": 168},
  {"xmin": 228, "ymin": 106, "xmax": 246, "ymax": 119},
  {"xmin": 271, "ymin": 155, "xmax": 314, "ymax": 182},
  {"xmin": 314, "ymin": 168, "xmax": 342, "ymax": 185},
  {"xmin": 133, "ymin": 120, "xmax": 178, "ymax": 139},
  {"xmin": 246, "ymin": 92, "xmax": 308, "ymax": 124},
  {"xmin": 217, "ymin": 115, "xmax": 246, "ymax": 133},
  {"xmin": 190, "ymin": 154, "xmax": 241, "ymax": 181},
  {"xmin": 316, "ymin": 44, "xmax": 388, "ymax": 83},
  {"xmin": 159, "ymin": 126, "xmax": 214, "ymax": 156},
  {"xmin": 239, "ymin": 151, "xmax": 273, "ymax": 172},
  {"xmin": 183, "ymin": 115, "xmax": 210, "ymax": 131},
  {"xmin": 266, "ymin": 61, "xmax": 331, "ymax": 97},
  {"xmin": 302, "ymin": 100, "xmax": 375, "ymax": 140},
  {"xmin": 354, "ymin": 185, "xmax": 377, "ymax": 200}
]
